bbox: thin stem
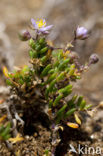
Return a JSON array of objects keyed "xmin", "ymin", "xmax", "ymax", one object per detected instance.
[{"xmin": 47, "ymin": 44, "xmax": 63, "ymax": 51}]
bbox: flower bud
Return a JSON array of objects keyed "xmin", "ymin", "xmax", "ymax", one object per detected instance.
[
  {"xmin": 19, "ymin": 30, "xmax": 31, "ymax": 41},
  {"xmin": 75, "ymin": 26, "xmax": 89, "ymax": 40},
  {"xmin": 89, "ymin": 54, "xmax": 99, "ymax": 64}
]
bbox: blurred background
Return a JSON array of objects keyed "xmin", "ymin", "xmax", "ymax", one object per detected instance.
[{"xmin": 0, "ymin": 0, "xmax": 103, "ymax": 104}]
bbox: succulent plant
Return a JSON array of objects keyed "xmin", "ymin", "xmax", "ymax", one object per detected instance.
[{"xmin": 2, "ymin": 19, "xmax": 99, "ymax": 144}]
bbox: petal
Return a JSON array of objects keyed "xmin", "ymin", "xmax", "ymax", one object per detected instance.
[
  {"xmin": 43, "ymin": 19, "xmax": 46, "ymax": 26},
  {"xmin": 42, "ymin": 31, "xmax": 49, "ymax": 34},
  {"xmin": 39, "ymin": 25, "xmax": 53, "ymax": 32},
  {"xmin": 31, "ymin": 18, "xmax": 38, "ymax": 29},
  {"xmin": 77, "ymin": 27, "xmax": 88, "ymax": 36}
]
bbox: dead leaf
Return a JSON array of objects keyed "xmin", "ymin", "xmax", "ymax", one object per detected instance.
[
  {"xmin": 0, "ymin": 115, "xmax": 7, "ymax": 123},
  {"xmin": 3, "ymin": 66, "xmax": 9, "ymax": 78},
  {"xmin": 67, "ymin": 122, "xmax": 79, "ymax": 128},
  {"xmin": 9, "ymin": 133, "xmax": 24, "ymax": 144},
  {"xmin": 74, "ymin": 113, "xmax": 81, "ymax": 125}
]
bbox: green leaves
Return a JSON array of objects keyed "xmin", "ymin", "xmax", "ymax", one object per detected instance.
[
  {"xmin": 67, "ymin": 95, "xmax": 77, "ymax": 108},
  {"xmin": 29, "ymin": 50, "xmax": 37, "ymax": 58},
  {"xmin": 29, "ymin": 39, "xmax": 35, "ymax": 49},
  {"xmin": 0, "ymin": 123, "xmax": 11, "ymax": 141},
  {"xmin": 35, "ymin": 44, "xmax": 41, "ymax": 51},
  {"xmin": 77, "ymin": 96, "xmax": 83, "ymax": 106},
  {"xmin": 80, "ymin": 100, "xmax": 86, "ymax": 110},
  {"xmin": 56, "ymin": 104, "xmax": 67, "ymax": 123},
  {"xmin": 58, "ymin": 84, "xmax": 72, "ymax": 95},
  {"xmin": 77, "ymin": 96, "xmax": 86, "ymax": 110},
  {"xmin": 64, "ymin": 108, "xmax": 76, "ymax": 119},
  {"xmin": 58, "ymin": 58, "xmax": 70, "ymax": 70},
  {"xmin": 5, "ymin": 66, "xmax": 34, "ymax": 88},
  {"xmin": 53, "ymin": 94, "xmax": 63, "ymax": 106},
  {"xmin": 41, "ymin": 64, "xmax": 52, "ymax": 77},
  {"xmin": 69, "ymin": 64, "xmax": 75, "ymax": 76},
  {"xmin": 6, "ymin": 79, "xmax": 13, "ymax": 86},
  {"xmin": 39, "ymin": 38, "xmax": 45, "ymax": 44},
  {"xmin": 4, "ymin": 34, "xmax": 91, "ymax": 129},
  {"xmin": 46, "ymin": 73, "xmax": 57, "ymax": 84},
  {"xmin": 40, "ymin": 47, "xmax": 48, "ymax": 54},
  {"xmin": 40, "ymin": 56, "xmax": 48, "ymax": 64},
  {"xmin": 29, "ymin": 38, "xmax": 47, "ymax": 59},
  {"xmin": 56, "ymin": 72, "xmax": 65, "ymax": 81},
  {"xmin": 54, "ymin": 94, "xmax": 87, "ymax": 123}
]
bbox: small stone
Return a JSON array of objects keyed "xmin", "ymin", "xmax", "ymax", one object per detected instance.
[{"xmin": 25, "ymin": 135, "xmax": 29, "ymax": 139}]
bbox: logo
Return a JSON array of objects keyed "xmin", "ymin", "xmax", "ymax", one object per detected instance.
[{"xmin": 69, "ymin": 144, "xmax": 102, "ymax": 155}]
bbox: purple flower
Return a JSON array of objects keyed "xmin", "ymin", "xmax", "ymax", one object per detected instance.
[
  {"xmin": 75, "ymin": 26, "xmax": 89, "ymax": 40},
  {"xmin": 19, "ymin": 30, "xmax": 31, "ymax": 41},
  {"xmin": 31, "ymin": 18, "xmax": 53, "ymax": 34},
  {"xmin": 89, "ymin": 54, "xmax": 99, "ymax": 64}
]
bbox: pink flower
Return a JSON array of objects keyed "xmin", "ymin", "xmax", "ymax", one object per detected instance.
[
  {"xmin": 89, "ymin": 54, "xmax": 99, "ymax": 64},
  {"xmin": 75, "ymin": 26, "xmax": 89, "ymax": 40},
  {"xmin": 31, "ymin": 18, "xmax": 53, "ymax": 35},
  {"xmin": 19, "ymin": 30, "xmax": 31, "ymax": 41}
]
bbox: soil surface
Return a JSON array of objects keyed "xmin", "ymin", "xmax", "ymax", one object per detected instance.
[{"xmin": 0, "ymin": 0, "xmax": 103, "ymax": 155}]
